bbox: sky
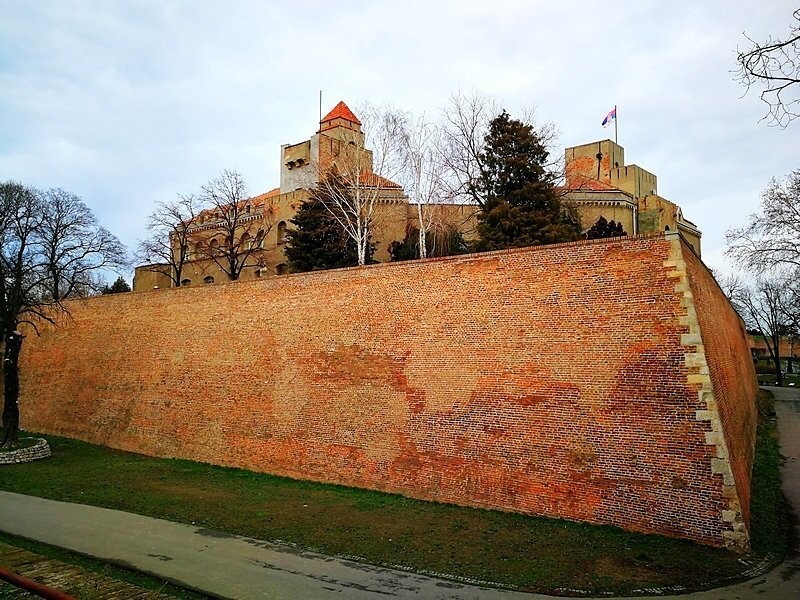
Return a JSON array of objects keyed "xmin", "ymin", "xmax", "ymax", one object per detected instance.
[{"xmin": 1, "ymin": 0, "xmax": 798, "ymax": 281}]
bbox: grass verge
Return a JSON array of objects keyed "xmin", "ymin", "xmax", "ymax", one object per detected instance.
[{"xmin": 0, "ymin": 390, "xmax": 790, "ymax": 596}]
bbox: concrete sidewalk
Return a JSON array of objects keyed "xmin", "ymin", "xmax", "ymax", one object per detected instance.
[
  {"xmin": 0, "ymin": 386, "xmax": 798, "ymax": 599},
  {"xmin": 0, "ymin": 490, "xmax": 538, "ymax": 600}
]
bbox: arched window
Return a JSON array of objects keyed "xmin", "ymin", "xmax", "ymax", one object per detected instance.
[
  {"xmin": 209, "ymin": 238, "xmax": 219, "ymax": 254},
  {"xmin": 180, "ymin": 278, "xmax": 191, "ymax": 286},
  {"xmin": 664, "ymin": 225, "xmax": 671, "ymax": 231},
  {"xmin": 241, "ymin": 232, "xmax": 251, "ymax": 249},
  {"xmin": 203, "ymin": 275, "xmax": 214, "ymax": 284},
  {"xmin": 277, "ymin": 221, "xmax": 287, "ymax": 244},
  {"xmin": 254, "ymin": 269, "xmax": 262, "ymax": 278},
  {"xmin": 256, "ymin": 229, "xmax": 265, "ymax": 248},
  {"xmin": 276, "ymin": 263, "xmax": 287, "ymax": 275}
]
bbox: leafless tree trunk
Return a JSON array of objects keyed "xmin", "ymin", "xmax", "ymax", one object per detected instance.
[
  {"xmin": 192, "ymin": 170, "xmax": 276, "ymax": 280},
  {"xmin": 137, "ymin": 194, "xmax": 199, "ymax": 287},
  {"xmin": 735, "ymin": 9, "xmax": 800, "ymax": 127},
  {"xmin": 396, "ymin": 113, "xmax": 449, "ymax": 259},
  {"xmin": 726, "ymin": 169, "xmax": 800, "ymax": 272}
]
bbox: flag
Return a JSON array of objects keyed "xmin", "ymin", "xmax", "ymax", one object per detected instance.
[{"xmin": 601, "ymin": 107, "xmax": 616, "ymax": 128}]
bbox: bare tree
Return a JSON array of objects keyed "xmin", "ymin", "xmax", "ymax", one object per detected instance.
[
  {"xmin": 38, "ymin": 188, "xmax": 127, "ymax": 300},
  {"xmin": 439, "ymin": 91, "xmax": 560, "ymax": 209},
  {"xmin": 137, "ymin": 194, "xmax": 199, "ymax": 287},
  {"xmin": 726, "ymin": 169, "xmax": 800, "ymax": 272},
  {"xmin": 396, "ymin": 113, "xmax": 449, "ymax": 259},
  {"xmin": 1, "ymin": 182, "xmax": 125, "ymax": 446},
  {"xmin": 735, "ymin": 9, "xmax": 800, "ymax": 127},
  {"xmin": 314, "ymin": 106, "xmax": 406, "ymax": 266},
  {"xmin": 730, "ymin": 273, "xmax": 798, "ymax": 386},
  {"xmin": 192, "ymin": 170, "xmax": 276, "ymax": 280}
]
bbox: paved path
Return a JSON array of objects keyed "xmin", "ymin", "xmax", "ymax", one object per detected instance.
[{"xmin": 0, "ymin": 386, "xmax": 798, "ymax": 599}]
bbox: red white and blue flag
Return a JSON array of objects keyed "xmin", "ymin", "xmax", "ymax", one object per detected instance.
[{"xmin": 602, "ymin": 107, "xmax": 617, "ymax": 128}]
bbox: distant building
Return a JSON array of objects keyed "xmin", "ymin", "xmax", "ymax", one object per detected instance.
[
  {"xmin": 564, "ymin": 139, "xmax": 702, "ymax": 252},
  {"xmin": 133, "ymin": 103, "xmax": 701, "ymax": 291}
]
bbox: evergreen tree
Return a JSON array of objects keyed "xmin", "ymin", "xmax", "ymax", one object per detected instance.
[
  {"xmin": 284, "ymin": 185, "xmax": 373, "ymax": 272},
  {"xmin": 101, "ymin": 276, "xmax": 131, "ymax": 294},
  {"xmin": 389, "ymin": 228, "xmax": 421, "ymax": 262},
  {"xmin": 585, "ymin": 217, "xmax": 627, "ymax": 240},
  {"xmin": 473, "ymin": 111, "xmax": 582, "ymax": 251}
]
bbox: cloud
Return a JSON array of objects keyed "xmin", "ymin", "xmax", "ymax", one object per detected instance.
[{"xmin": 1, "ymin": 0, "xmax": 798, "ymax": 280}]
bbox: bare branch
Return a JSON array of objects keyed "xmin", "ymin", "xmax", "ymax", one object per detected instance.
[
  {"xmin": 734, "ymin": 9, "xmax": 800, "ymax": 127},
  {"xmin": 726, "ymin": 169, "xmax": 800, "ymax": 272}
]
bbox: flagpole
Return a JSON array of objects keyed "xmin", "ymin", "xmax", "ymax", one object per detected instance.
[{"xmin": 614, "ymin": 104, "xmax": 618, "ymax": 145}]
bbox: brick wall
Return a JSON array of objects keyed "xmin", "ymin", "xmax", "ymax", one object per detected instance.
[
  {"xmin": 684, "ymin": 246, "xmax": 759, "ymax": 527},
  {"xmin": 17, "ymin": 234, "xmax": 755, "ymax": 549}
]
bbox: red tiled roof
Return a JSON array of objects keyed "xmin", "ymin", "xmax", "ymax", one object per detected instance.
[
  {"xmin": 359, "ymin": 172, "xmax": 401, "ymax": 189},
  {"xmin": 563, "ymin": 176, "xmax": 622, "ymax": 192},
  {"xmin": 321, "ymin": 101, "xmax": 361, "ymax": 125}
]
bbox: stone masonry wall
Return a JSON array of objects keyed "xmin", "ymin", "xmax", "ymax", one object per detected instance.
[{"xmin": 17, "ymin": 234, "xmax": 755, "ymax": 549}]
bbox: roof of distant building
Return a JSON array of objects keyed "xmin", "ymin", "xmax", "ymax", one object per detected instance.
[
  {"xmin": 360, "ymin": 172, "xmax": 401, "ymax": 189},
  {"xmin": 564, "ymin": 176, "xmax": 623, "ymax": 192},
  {"xmin": 320, "ymin": 101, "xmax": 361, "ymax": 125}
]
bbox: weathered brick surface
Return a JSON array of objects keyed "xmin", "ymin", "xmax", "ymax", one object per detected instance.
[
  {"xmin": 17, "ymin": 234, "xmax": 754, "ymax": 548},
  {"xmin": 683, "ymin": 246, "xmax": 759, "ymax": 527}
]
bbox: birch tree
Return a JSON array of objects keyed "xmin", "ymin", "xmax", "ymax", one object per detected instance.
[{"xmin": 396, "ymin": 113, "xmax": 449, "ymax": 259}]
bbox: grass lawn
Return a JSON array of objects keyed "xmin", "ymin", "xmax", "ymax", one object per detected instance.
[{"xmin": 0, "ymin": 389, "xmax": 790, "ymax": 596}]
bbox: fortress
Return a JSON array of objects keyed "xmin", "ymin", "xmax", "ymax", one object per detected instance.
[
  {"xmin": 133, "ymin": 102, "xmax": 702, "ymax": 290},
  {"xmin": 15, "ymin": 102, "xmax": 757, "ymax": 553},
  {"xmin": 21, "ymin": 233, "xmax": 756, "ymax": 552}
]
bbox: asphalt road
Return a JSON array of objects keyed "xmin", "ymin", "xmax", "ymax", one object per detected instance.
[{"xmin": 0, "ymin": 386, "xmax": 798, "ymax": 599}]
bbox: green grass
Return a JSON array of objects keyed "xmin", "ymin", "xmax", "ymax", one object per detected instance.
[
  {"xmin": 0, "ymin": 392, "xmax": 790, "ymax": 596},
  {"xmin": 749, "ymin": 390, "xmax": 792, "ymax": 558},
  {"xmin": 0, "ymin": 532, "xmax": 208, "ymax": 599}
]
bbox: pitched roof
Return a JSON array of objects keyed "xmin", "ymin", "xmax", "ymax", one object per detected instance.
[
  {"xmin": 564, "ymin": 176, "xmax": 622, "ymax": 192},
  {"xmin": 320, "ymin": 101, "xmax": 361, "ymax": 125},
  {"xmin": 359, "ymin": 172, "xmax": 401, "ymax": 189}
]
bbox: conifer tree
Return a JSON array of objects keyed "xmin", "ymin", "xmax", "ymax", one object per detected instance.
[
  {"xmin": 585, "ymin": 217, "xmax": 627, "ymax": 240},
  {"xmin": 284, "ymin": 184, "xmax": 373, "ymax": 272},
  {"xmin": 101, "ymin": 276, "xmax": 131, "ymax": 294},
  {"xmin": 473, "ymin": 111, "xmax": 582, "ymax": 251}
]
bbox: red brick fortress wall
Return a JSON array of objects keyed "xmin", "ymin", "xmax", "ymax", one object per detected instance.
[
  {"xmin": 18, "ymin": 234, "xmax": 755, "ymax": 550},
  {"xmin": 683, "ymin": 244, "xmax": 759, "ymax": 532}
]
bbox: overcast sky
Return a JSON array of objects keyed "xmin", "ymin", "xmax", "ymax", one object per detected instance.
[{"xmin": 1, "ymin": 1, "xmax": 798, "ymax": 280}]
